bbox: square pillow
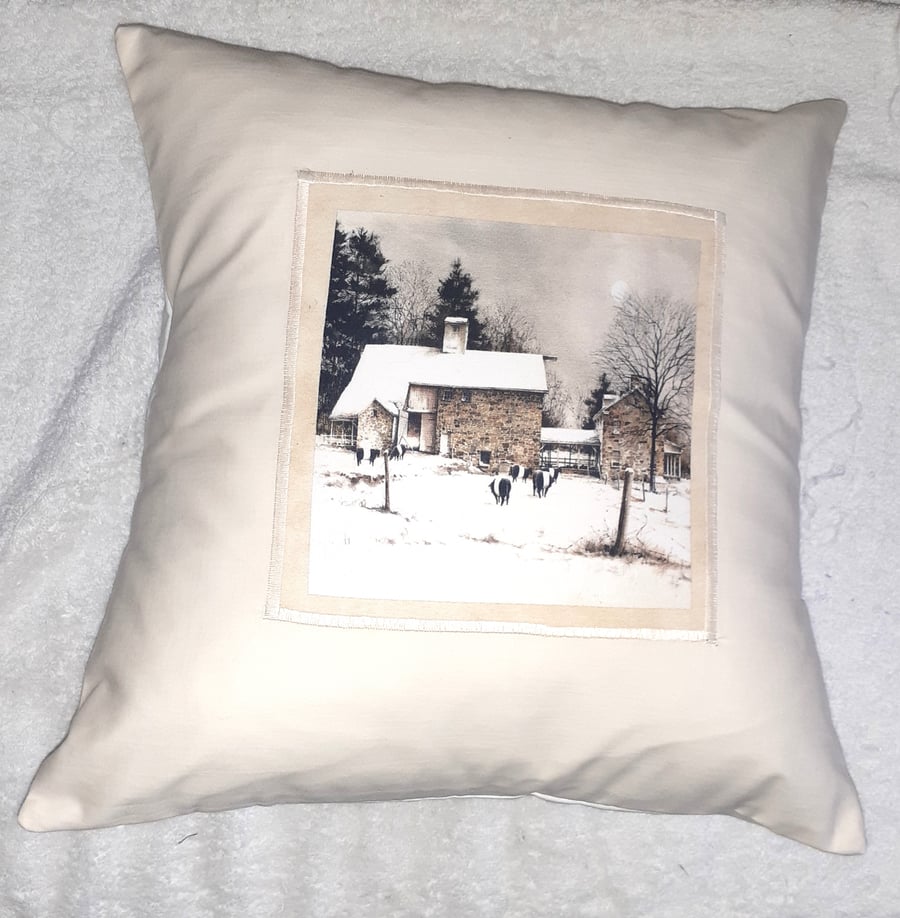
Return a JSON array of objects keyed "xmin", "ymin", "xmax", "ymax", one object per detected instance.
[{"xmin": 19, "ymin": 23, "xmax": 864, "ymax": 853}]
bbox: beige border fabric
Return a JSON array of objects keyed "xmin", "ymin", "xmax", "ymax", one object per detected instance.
[{"xmin": 269, "ymin": 173, "xmax": 721, "ymax": 637}]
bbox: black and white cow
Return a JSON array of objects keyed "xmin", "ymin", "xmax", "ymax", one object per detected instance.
[
  {"xmin": 357, "ymin": 444, "xmax": 378, "ymax": 465},
  {"xmin": 509, "ymin": 464, "xmax": 520, "ymax": 483},
  {"xmin": 389, "ymin": 443, "xmax": 406, "ymax": 461},
  {"xmin": 532, "ymin": 469, "xmax": 553, "ymax": 498},
  {"xmin": 490, "ymin": 474, "xmax": 512, "ymax": 506},
  {"xmin": 522, "ymin": 467, "xmax": 532, "ymax": 481}
]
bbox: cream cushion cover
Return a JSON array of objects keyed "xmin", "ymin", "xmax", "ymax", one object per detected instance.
[{"xmin": 18, "ymin": 24, "xmax": 863, "ymax": 853}]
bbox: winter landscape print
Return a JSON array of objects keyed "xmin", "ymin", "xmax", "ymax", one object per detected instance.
[{"xmin": 276, "ymin": 179, "xmax": 719, "ymax": 634}]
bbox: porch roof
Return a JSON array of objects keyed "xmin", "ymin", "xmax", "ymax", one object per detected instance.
[{"xmin": 540, "ymin": 427, "xmax": 601, "ymax": 446}]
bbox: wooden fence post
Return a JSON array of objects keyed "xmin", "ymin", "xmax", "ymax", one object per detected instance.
[
  {"xmin": 613, "ymin": 467, "xmax": 634, "ymax": 556},
  {"xmin": 383, "ymin": 451, "xmax": 391, "ymax": 512}
]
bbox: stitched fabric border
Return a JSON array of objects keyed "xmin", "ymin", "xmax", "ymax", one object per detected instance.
[
  {"xmin": 264, "ymin": 177, "xmax": 309, "ymax": 618},
  {"xmin": 266, "ymin": 171, "xmax": 721, "ymax": 641}
]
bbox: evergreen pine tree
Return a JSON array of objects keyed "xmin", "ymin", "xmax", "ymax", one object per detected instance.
[
  {"xmin": 424, "ymin": 258, "xmax": 485, "ymax": 349},
  {"xmin": 318, "ymin": 224, "xmax": 396, "ymax": 413},
  {"xmin": 581, "ymin": 372, "xmax": 613, "ymax": 429}
]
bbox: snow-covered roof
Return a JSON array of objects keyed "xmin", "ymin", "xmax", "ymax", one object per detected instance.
[
  {"xmin": 331, "ymin": 344, "xmax": 548, "ymax": 419},
  {"xmin": 541, "ymin": 427, "xmax": 601, "ymax": 446}
]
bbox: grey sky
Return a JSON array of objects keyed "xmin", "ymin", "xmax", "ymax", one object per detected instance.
[{"xmin": 338, "ymin": 209, "xmax": 700, "ymax": 421}]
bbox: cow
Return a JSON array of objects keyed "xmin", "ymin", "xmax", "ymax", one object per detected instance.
[
  {"xmin": 356, "ymin": 440, "xmax": 374, "ymax": 466},
  {"xmin": 368, "ymin": 448, "xmax": 381, "ymax": 465},
  {"xmin": 389, "ymin": 443, "xmax": 406, "ymax": 461},
  {"xmin": 522, "ymin": 467, "xmax": 532, "ymax": 481},
  {"xmin": 548, "ymin": 466, "xmax": 560, "ymax": 485},
  {"xmin": 490, "ymin": 475, "xmax": 512, "ymax": 506},
  {"xmin": 533, "ymin": 469, "xmax": 553, "ymax": 498},
  {"xmin": 509, "ymin": 464, "xmax": 520, "ymax": 483}
]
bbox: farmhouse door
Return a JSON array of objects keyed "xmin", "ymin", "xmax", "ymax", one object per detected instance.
[{"xmin": 420, "ymin": 413, "xmax": 437, "ymax": 453}]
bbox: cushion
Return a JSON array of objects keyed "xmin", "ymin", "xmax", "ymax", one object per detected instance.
[{"xmin": 18, "ymin": 23, "xmax": 864, "ymax": 853}]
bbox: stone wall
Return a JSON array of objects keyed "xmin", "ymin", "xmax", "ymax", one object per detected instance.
[{"xmin": 436, "ymin": 387, "xmax": 543, "ymax": 469}]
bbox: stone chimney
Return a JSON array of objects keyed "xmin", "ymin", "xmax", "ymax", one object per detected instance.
[
  {"xmin": 602, "ymin": 393, "xmax": 619, "ymax": 412},
  {"xmin": 441, "ymin": 317, "xmax": 469, "ymax": 355}
]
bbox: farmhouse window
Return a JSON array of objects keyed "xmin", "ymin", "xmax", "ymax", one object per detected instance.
[
  {"xmin": 441, "ymin": 388, "xmax": 452, "ymax": 402},
  {"xmin": 459, "ymin": 389, "xmax": 471, "ymax": 403},
  {"xmin": 610, "ymin": 449, "xmax": 622, "ymax": 470}
]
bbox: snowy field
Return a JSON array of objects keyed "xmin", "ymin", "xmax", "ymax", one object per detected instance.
[{"xmin": 307, "ymin": 445, "xmax": 692, "ymax": 610}]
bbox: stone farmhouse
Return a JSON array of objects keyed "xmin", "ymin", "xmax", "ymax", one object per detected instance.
[
  {"xmin": 597, "ymin": 389, "xmax": 688, "ymax": 481},
  {"xmin": 328, "ymin": 317, "xmax": 549, "ymax": 469}
]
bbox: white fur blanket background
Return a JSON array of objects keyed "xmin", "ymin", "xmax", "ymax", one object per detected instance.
[{"xmin": 2, "ymin": 1, "xmax": 898, "ymax": 915}]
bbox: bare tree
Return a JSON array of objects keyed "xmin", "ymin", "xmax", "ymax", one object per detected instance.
[
  {"xmin": 481, "ymin": 297, "xmax": 540, "ymax": 353},
  {"xmin": 541, "ymin": 363, "xmax": 576, "ymax": 428},
  {"xmin": 382, "ymin": 260, "xmax": 435, "ymax": 345},
  {"xmin": 597, "ymin": 291, "xmax": 695, "ymax": 492}
]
